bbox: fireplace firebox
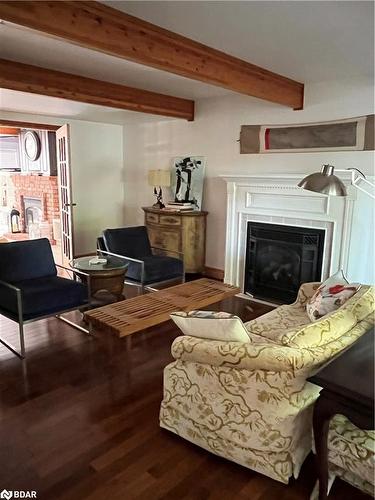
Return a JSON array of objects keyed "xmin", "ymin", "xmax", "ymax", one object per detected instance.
[
  {"xmin": 244, "ymin": 222, "xmax": 325, "ymax": 303},
  {"xmin": 23, "ymin": 197, "xmax": 43, "ymax": 232}
]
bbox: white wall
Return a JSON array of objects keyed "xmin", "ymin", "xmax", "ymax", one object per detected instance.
[
  {"xmin": 69, "ymin": 121, "xmax": 124, "ymax": 253},
  {"xmin": 347, "ymin": 189, "xmax": 375, "ymax": 284},
  {"xmin": 123, "ymin": 78, "xmax": 375, "ymax": 283},
  {"xmin": 0, "ymin": 111, "xmax": 125, "ymax": 255}
]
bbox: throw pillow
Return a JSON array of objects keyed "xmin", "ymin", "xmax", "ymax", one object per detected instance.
[
  {"xmin": 170, "ymin": 310, "xmax": 251, "ymax": 342},
  {"xmin": 306, "ymin": 270, "xmax": 360, "ymax": 321}
]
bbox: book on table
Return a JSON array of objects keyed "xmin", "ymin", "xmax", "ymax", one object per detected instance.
[
  {"xmin": 167, "ymin": 201, "xmax": 193, "ymax": 206},
  {"xmin": 165, "ymin": 201, "xmax": 195, "ymax": 211}
]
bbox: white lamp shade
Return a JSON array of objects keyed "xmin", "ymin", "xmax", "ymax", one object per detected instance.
[{"xmin": 148, "ymin": 169, "xmax": 171, "ymax": 187}]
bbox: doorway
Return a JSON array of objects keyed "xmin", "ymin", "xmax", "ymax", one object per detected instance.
[{"xmin": 0, "ymin": 120, "xmax": 74, "ymax": 268}]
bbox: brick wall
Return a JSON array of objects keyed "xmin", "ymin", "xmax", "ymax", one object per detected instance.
[{"xmin": 11, "ymin": 174, "xmax": 60, "ymax": 242}]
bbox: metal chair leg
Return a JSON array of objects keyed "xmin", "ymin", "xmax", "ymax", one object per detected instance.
[
  {"xmin": 0, "ymin": 335, "xmax": 25, "ymax": 359},
  {"xmin": 0, "ymin": 318, "xmax": 26, "ymax": 359},
  {"xmin": 19, "ymin": 319, "xmax": 26, "ymax": 357},
  {"xmin": 56, "ymin": 314, "xmax": 90, "ymax": 334}
]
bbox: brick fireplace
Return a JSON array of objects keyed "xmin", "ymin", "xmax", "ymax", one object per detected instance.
[{"xmin": 11, "ymin": 174, "xmax": 60, "ymax": 243}]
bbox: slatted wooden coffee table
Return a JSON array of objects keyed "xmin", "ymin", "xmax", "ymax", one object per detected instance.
[{"xmin": 84, "ymin": 278, "xmax": 240, "ymax": 338}]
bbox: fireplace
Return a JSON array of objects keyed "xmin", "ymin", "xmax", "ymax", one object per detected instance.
[
  {"xmin": 222, "ymin": 174, "xmax": 354, "ymax": 301},
  {"xmin": 10, "ymin": 174, "xmax": 60, "ymax": 243},
  {"xmin": 24, "ymin": 197, "xmax": 42, "ymax": 231},
  {"xmin": 244, "ymin": 222, "xmax": 325, "ymax": 303}
]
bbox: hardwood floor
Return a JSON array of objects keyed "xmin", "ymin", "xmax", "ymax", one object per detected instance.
[{"xmin": 0, "ymin": 295, "xmax": 369, "ymax": 500}]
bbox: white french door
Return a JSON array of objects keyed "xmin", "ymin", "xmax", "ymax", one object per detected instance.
[{"xmin": 56, "ymin": 124, "xmax": 75, "ymax": 267}]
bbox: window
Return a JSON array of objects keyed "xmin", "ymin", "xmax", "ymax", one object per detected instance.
[{"xmin": 0, "ymin": 136, "xmax": 21, "ymax": 171}]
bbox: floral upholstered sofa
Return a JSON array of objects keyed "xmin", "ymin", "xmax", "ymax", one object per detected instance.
[{"xmin": 159, "ymin": 282, "xmax": 374, "ymax": 485}]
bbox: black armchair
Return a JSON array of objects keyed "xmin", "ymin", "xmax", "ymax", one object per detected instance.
[
  {"xmin": 0, "ymin": 238, "xmax": 90, "ymax": 358},
  {"xmin": 97, "ymin": 226, "xmax": 185, "ymax": 294}
]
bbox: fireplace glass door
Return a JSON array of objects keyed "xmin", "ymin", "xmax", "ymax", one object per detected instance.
[{"xmin": 245, "ymin": 222, "xmax": 325, "ymax": 303}]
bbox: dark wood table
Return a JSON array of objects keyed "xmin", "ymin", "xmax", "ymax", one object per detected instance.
[
  {"xmin": 70, "ymin": 256, "xmax": 128, "ymax": 302},
  {"xmin": 308, "ymin": 326, "xmax": 374, "ymax": 499}
]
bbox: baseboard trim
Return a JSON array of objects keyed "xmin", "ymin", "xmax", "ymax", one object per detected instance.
[{"xmin": 203, "ymin": 266, "xmax": 224, "ymax": 281}]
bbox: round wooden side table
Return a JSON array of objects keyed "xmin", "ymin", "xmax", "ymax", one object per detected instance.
[{"xmin": 70, "ymin": 256, "xmax": 128, "ymax": 303}]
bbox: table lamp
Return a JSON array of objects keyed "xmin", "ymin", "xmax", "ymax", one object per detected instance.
[
  {"xmin": 298, "ymin": 165, "xmax": 375, "ymax": 199},
  {"xmin": 148, "ymin": 169, "xmax": 171, "ymax": 209}
]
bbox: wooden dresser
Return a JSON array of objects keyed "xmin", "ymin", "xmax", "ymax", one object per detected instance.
[{"xmin": 142, "ymin": 207, "xmax": 208, "ymax": 273}]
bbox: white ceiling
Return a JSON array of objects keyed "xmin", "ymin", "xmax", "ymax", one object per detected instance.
[
  {"xmin": 104, "ymin": 0, "xmax": 374, "ymax": 82},
  {"xmin": 0, "ymin": 88, "xmax": 161, "ymax": 125},
  {"xmin": 0, "ymin": 1, "xmax": 373, "ymax": 123}
]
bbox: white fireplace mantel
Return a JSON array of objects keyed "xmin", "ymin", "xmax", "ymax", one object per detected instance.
[{"xmin": 220, "ymin": 173, "xmax": 356, "ymax": 291}]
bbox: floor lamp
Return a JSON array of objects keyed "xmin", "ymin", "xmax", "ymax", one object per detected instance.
[
  {"xmin": 298, "ymin": 164, "xmax": 375, "ymax": 199},
  {"xmin": 299, "ymin": 164, "xmax": 374, "ymax": 282}
]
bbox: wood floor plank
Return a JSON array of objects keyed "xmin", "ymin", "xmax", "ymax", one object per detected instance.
[{"xmin": 0, "ymin": 294, "xmax": 369, "ymax": 500}]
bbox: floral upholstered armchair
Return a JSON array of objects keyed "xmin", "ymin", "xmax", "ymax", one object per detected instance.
[
  {"xmin": 160, "ymin": 283, "xmax": 374, "ymax": 485},
  {"xmin": 310, "ymin": 415, "xmax": 375, "ymax": 498}
]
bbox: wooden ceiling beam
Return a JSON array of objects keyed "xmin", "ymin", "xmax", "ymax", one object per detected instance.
[
  {"xmin": 0, "ymin": 59, "xmax": 195, "ymax": 121},
  {"xmin": 0, "ymin": 120, "xmax": 59, "ymax": 131},
  {"xmin": 0, "ymin": 1, "xmax": 304, "ymax": 109},
  {"xmin": 0, "ymin": 127, "xmax": 20, "ymax": 135}
]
